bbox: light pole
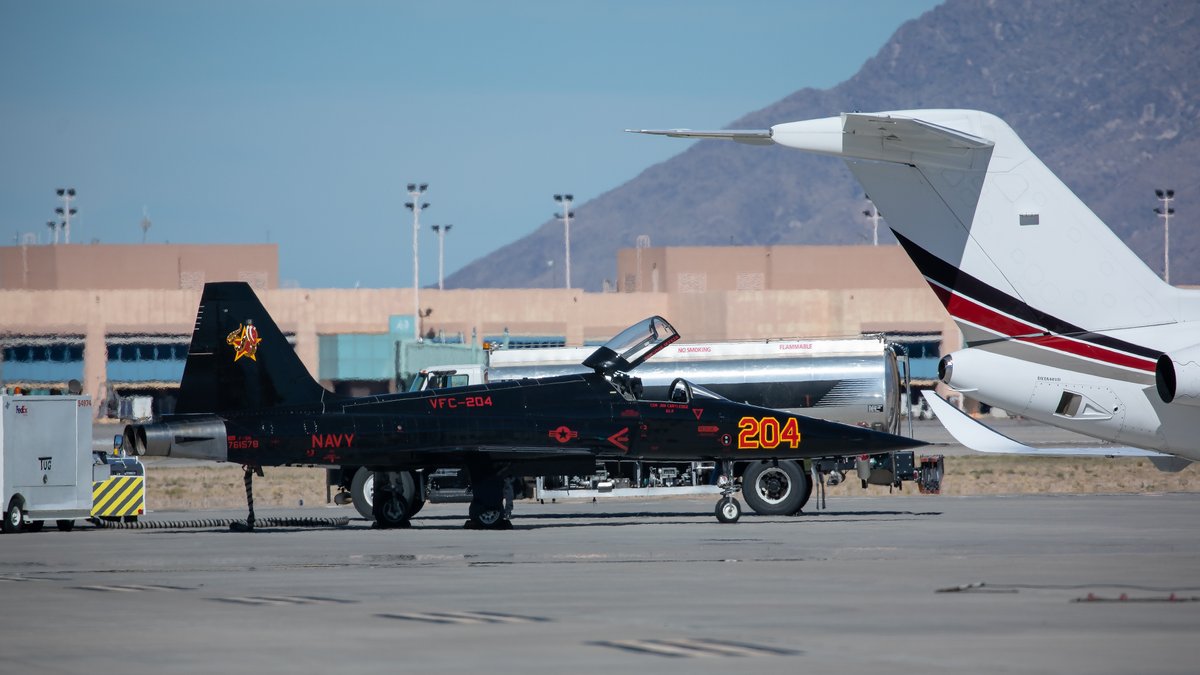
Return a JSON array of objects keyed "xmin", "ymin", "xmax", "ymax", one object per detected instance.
[
  {"xmin": 55, "ymin": 188, "xmax": 76, "ymax": 244},
  {"xmin": 554, "ymin": 194, "xmax": 574, "ymax": 289},
  {"xmin": 431, "ymin": 224, "xmax": 452, "ymax": 290},
  {"xmin": 862, "ymin": 195, "xmax": 881, "ymax": 246},
  {"xmin": 1155, "ymin": 189, "xmax": 1175, "ymax": 284},
  {"xmin": 46, "ymin": 221, "xmax": 58, "ymax": 244},
  {"xmin": 405, "ymin": 183, "xmax": 429, "ymax": 340}
]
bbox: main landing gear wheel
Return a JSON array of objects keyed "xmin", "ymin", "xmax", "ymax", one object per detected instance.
[
  {"xmin": 742, "ymin": 460, "xmax": 813, "ymax": 515},
  {"xmin": 716, "ymin": 497, "xmax": 742, "ymax": 523},
  {"xmin": 354, "ymin": 468, "xmax": 423, "ymax": 527},
  {"xmin": 371, "ymin": 470, "xmax": 414, "ymax": 529}
]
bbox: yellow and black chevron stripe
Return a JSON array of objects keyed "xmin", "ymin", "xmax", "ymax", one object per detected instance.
[{"xmin": 92, "ymin": 476, "xmax": 145, "ymax": 518}]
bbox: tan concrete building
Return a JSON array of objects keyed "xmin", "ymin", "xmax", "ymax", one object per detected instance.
[
  {"xmin": 0, "ymin": 243, "xmax": 957, "ymax": 412},
  {"xmin": 0, "ymin": 243, "xmax": 278, "ymax": 291}
]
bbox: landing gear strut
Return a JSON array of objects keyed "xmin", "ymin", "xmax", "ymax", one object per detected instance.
[
  {"xmin": 714, "ymin": 459, "xmax": 741, "ymax": 523},
  {"xmin": 230, "ymin": 465, "xmax": 264, "ymax": 532}
]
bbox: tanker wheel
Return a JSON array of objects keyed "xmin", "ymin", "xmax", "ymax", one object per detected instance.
[
  {"xmin": 742, "ymin": 461, "xmax": 811, "ymax": 515},
  {"xmin": 466, "ymin": 502, "xmax": 511, "ymax": 530},
  {"xmin": 465, "ymin": 475, "xmax": 511, "ymax": 530},
  {"xmin": 55, "ymin": 520, "xmax": 74, "ymax": 532},
  {"xmin": 715, "ymin": 496, "xmax": 742, "ymax": 523},
  {"xmin": 27, "ymin": 520, "xmax": 44, "ymax": 533},
  {"xmin": 3, "ymin": 498, "xmax": 24, "ymax": 534}
]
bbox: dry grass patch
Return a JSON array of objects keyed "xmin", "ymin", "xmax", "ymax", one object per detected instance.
[
  {"xmin": 142, "ymin": 456, "xmax": 1200, "ymax": 512},
  {"xmin": 144, "ymin": 464, "xmax": 329, "ymax": 511},
  {"xmin": 822, "ymin": 455, "xmax": 1200, "ymax": 498}
]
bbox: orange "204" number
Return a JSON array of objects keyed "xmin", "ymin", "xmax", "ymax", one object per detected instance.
[{"xmin": 737, "ymin": 416, "xmax": 801, "ymax": 450}]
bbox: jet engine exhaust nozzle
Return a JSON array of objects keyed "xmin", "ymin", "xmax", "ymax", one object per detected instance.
[{"xmin": 124, "ymin": 417, "xmax": 229, "ymax": 461}]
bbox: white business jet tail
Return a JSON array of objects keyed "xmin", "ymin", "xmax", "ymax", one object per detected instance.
[
  {"xmin": 632, "ymin": 112, "xmax": 1200, "ymax": 377},
  {"xmin": 631, "ymin": 111, "xmax": 1200, "ymax": 457}
]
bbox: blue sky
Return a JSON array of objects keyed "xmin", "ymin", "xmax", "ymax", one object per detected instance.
[{"xmin": 0, "ymin": 0, "xmax": 942, "ymax": 288}]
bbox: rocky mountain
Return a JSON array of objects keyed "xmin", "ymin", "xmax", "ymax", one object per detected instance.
[{"xmin": 447, "ymin": 0, "xmax": 1200, "ymax": 290}]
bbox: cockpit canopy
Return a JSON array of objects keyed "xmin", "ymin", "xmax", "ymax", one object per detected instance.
[{"xmin": 583, "ymin": 316, "xmax": 679, "ymax": 376}]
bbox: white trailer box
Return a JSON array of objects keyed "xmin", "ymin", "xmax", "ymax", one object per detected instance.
[{"xmin": 1, "ymin": 395, "xmax": 97, "ymax": 533}]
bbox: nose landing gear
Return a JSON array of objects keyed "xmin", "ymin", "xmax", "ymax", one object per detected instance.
[{"xmin": 714, "ymin": 459, "xmax": 741, "ymax": 523}]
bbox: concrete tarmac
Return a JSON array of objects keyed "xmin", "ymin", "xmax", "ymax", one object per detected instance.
[{"xmin": 2, "ymin": 493, "xmax": 1198, "ymax": 674}]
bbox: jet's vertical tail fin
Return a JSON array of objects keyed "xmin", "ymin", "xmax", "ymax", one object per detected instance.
[
  {"xmin": 770, "ymin": 110, "xmax": 1198, "ymax": 347},
  {"xmin": 175, "ymin": 282, "xmax": 329, "ymax": 414}
]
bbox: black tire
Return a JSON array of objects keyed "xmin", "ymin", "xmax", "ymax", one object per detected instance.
[
  {"xmin": 741, "ymin": 460, "xmax": 812, "ymax": 515},
  {"xmin": 55, "ymin": 520, "xmax": 74, "ymax": 532},
  {"xmin": 467, "ymin": 502, "xmax": 506, "ymax": 529},
  {"xmin": 27, "ymin": 520, "xmax": 44, "ymax": 533},
  {"xmin": 407, "ymin": 472, "xmax": 426, "ymax": 517},
  {"xmin": 466, "ymin": 473, "xmax": 507, "ymax": 529},
  {"xmin": 408, "ymin": 494, "xmax": 426, "ymax": 518},
  {"xmin": 715, "ymin": 496, "xmax": 742, "ymax": 523},
  {"xmin": 355, "ymin": 468, "xmax": 421, "ymax": 524},
  {"xmin": 3, "ymin": 498, "xmax": 24, "ymax": 534}
]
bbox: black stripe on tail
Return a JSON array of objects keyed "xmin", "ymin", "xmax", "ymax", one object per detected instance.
[{"xmin": 175, "ymin": 282, "xmax": 328, "ymax": 414}]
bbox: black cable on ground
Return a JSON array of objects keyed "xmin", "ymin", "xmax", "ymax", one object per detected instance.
[{"xmin": 88, "ymin": 516, "xmax": 351, "ymax": 530}]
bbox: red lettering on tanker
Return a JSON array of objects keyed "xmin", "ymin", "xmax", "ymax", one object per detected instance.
[
  {"xmin": 778, "ymin": 343, "xmax": 813, "ymax": 351},
  {"xmin": 311, "ymin": 433, "xmax": 354, "ymax": 449},
  {"xmin": 428, "ymin": 395, "xmax": 493, "ymax": 410}
]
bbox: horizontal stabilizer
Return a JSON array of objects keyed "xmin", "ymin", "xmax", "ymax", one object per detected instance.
[
  {"xmin": 766, "ymin": 112, "xmax": 995, "ymax": 170},
  {"xmin": 920, "ymin": 391, "xmax": 1183, "ymax": 467},
  {"xmin": 625, "ymin": 128, "xmax": 774, "ymax": 145}
]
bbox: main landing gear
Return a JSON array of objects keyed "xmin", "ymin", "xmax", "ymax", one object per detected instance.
[
  {"xmin": 369, "ymin": 470, "xmax": 425, "ymax": 529},
  {"xmin": 714, "ymin": 459, "xmax": 741, "ymax": 524},
  {"xmin": 230, "ymin": 465, "xmax": 264, "ymax": 532},
  {"xmin": 464, "ymin": 465, "xmax": 512, "ymax": 530}
]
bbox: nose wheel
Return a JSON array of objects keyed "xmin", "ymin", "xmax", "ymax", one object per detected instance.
[
  {"xmin": 714, "ymin": 459, "xmax": 741, "ymax": 523},
  {"xmin": 715, "ymin": 496, "xmax": 741, "ymax": 523}
]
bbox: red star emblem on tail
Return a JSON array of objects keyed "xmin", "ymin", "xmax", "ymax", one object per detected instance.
[{"xmin": 226, "ymin": 321, "xmax": 262, "ymax": 362}]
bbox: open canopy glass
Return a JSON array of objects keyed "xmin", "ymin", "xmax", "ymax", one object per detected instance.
[{"xmin": 582, "ymin": 316, "xmax": 679, "ymax": 375}]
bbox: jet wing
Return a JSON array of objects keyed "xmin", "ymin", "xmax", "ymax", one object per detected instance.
[
  {"xmin": 920, "ymin": 391, "xmax": 1190, "ymax": 472},
  {"xmin": 625, "ymin": 128, "xmax": 775, "ymax": 145}
]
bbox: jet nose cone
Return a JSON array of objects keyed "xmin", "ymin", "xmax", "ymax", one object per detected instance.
[{"xmin": 860, "ymin": 430, "xmax": 927, "ymax": 452}]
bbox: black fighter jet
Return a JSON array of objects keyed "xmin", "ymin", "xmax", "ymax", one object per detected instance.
[{"xmin": 125, "ymin": 282, "xmax": 925, "ymax": 528}]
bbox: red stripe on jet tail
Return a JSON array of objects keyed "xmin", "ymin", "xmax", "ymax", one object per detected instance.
[{"xmin": 927, "ymin": 282, "xmax": 1155, "ymax": 373}]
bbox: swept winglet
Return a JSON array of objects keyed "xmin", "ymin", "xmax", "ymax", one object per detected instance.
[
  {"xmin": 625, "ymin": 128, "xmax": 774, "ymax": 145},
  {"xmin": 919, "ymin": 391, "xmax": 1187, "ymax": 469}
]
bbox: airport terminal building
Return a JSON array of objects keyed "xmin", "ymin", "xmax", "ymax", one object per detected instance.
[{"xmin": 0, "ymin": 242, "xmax": 956, "ymax": 416}]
